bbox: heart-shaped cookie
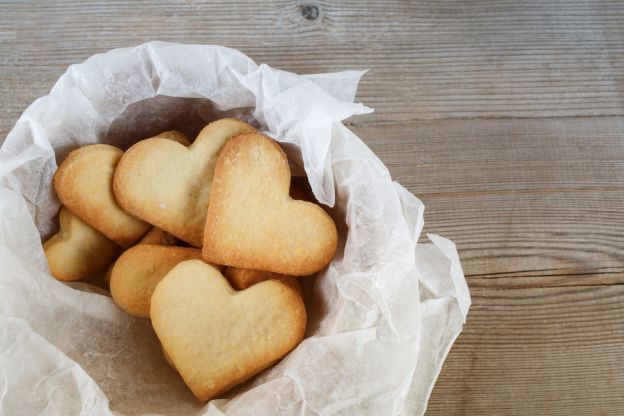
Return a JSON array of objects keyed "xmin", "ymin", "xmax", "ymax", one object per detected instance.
[
  {"xmin": 54, "ymin": 131, "xmax": 190, "ymax": 247},
  {"xmin": 138, "ymin": 227, "xmax": 179, "ymax": 246},
  {"xmin": 113, "ymin": 119, "xmax": 256, "ymax": 247},
  {"xmin": 151, "ymin": 260, "xmax": 306, "ymax": 401},
  {"xmin": 44, "ymin": 207, "xmax": 119, "ymax": 281},
  {"xmin": 54, "ymin": 144, "xmax": 150, "ymax": 247},
  {"xmin": 103, "ymin": 226, "xmax": 180, "ymax": 286},
  {"xmin": 109, "ymin": 245, "xmax": 202, "ymax": 317},
  {"xmin": 224, "ymin": 266, "xmax": 299, "ymax": 292},
  {"xmin": 202, "ymin": 133, "xmax": 338, "ymax": 276}
]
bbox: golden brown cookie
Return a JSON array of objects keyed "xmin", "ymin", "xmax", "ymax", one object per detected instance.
[
  {"xmin": 104, "ymin": 227, "xmax": 179, "ymax": 287},
  {"xmin": 44, "ymin": 207, "xmax": 119, "ymax": 281},
  {"xmin": 139, "ymin": 227, "xmax": 179, "ymax": 246},
  {"xmin": 113, "ymin": 119, "xmax": 256, "ymax": 247},
  {"xmin": 109, "ymin": 245, "xmax": 202, "ymax": 317},
  {"xmin": 54, "ymin": 144, "xmax": 150, "ymax": 247},
  {"xmin": 202, "ymin": 133, "xmax": 337, "ymax": 276},
  {"xmin": 151, "ymin": 260, "xmax": 306, "ymax": 401},
  {"xmin": 53, "ymin": 131, "xmax": 190, "ymax": 248},
  {"xmin": 224, "ymin": 267, "xmax": 300, "ymax": 292}
]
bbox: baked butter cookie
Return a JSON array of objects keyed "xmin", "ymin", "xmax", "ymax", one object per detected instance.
[
  {"xmin": 202, "ymin": 133, "xmax": 338, "ymax": 276},
  {"xmin": 103, "ymin": 226, "xmax": 180, "ymax": 286},
  {"xmin": 151, "ymin": 260, "xmax": 306, "ymax": 401},
  {"xmin": 54, "ymin": 144, "xmax": 149, "ymax": 247},
  {"xmin": 138, "ymin": 227, "xmax": 179, "ymax": 246},
  {"xmin": 113, "ymin": 119, "xmax": 256, "ymax": 247},
  {"xmin": 54, "ymin": 131, "xmax": 190, "ymax": 247},
  {"xmin": 44, "ymin": 207, "xmax": 119, "ymax": 281},
  {"xmin": 109, "ymin": 245, "xmax": 202, "ymax": 318},
  {"xmin": 224, "ymin": 267, "xmax": 299, "ymax": 292}
]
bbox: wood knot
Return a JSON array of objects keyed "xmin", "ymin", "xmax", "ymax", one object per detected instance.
[{"xmin": 300, "ymin": 4, "xmax": 319, "ymax": 21}]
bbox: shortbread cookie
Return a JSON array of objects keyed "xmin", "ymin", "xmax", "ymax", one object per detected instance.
[
  {"xmin": 139, "ymin": 227, "xmax": 179, "ymax": 246},
  {"xmin": 151, "ymin": 260, "xmax": 306, "ymax": 401},
  {"xmin": 202, "ymin": 133, "xmax": 338, "ymax": 276},
  {"xmin": 53, "ymin": 131, "xmax": 190, "ymax": 247},
  {"xmin": 113, "ymin": 119, "xmax": 256, "ymax": 246},
  {"xmin": 44, "ymin": 207, "xmax": 119, "ymax": 281},
  {"xmin": 109, "ymin": 245, "xmax": 202, "ymax": 317},
  {"xmin": 155, "ymin": 130, "xmax": 190, "ymax": 145},
  {"xmin": 54, "ymin": 144, "xmax": 150, "ymax": 247},
  {"xmin": 224, "ymin": 267, "xmax": 299, "ymax": 292},
  {"xmin": 104, "ymin": 227, "xmax": 179, "ymax": 286}
]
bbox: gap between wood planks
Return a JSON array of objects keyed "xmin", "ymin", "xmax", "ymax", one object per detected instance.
[
  {"xmin": 466, "ymin": 263, "xmax": 624, "ymax": 286},
  {"xmin": 345, "ymin": 113, "xmax": 624, "ymax": 126}
]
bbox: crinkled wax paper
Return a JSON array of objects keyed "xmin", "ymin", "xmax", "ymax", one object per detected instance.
[{"xmin": 0, "ymin": 42, "xmax": 470, "ymax": 416}]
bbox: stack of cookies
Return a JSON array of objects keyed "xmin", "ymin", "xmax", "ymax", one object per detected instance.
[{"xmin": 43, "ymin": 119, "xmax": 338, "ymax": 401}]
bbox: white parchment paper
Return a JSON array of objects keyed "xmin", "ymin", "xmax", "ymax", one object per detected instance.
[{"xmin": 0, "ymin": 42, "xmax": 470, "ymax": 416}]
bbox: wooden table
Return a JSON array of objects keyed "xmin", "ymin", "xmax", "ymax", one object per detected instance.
[{"xmin": 2, "ymin": 1, "xmax": 623, "ymax": 414}]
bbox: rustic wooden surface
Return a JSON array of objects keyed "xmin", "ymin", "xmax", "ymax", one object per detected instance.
[{"xmin": 2, "ymin": 1, "xmax": 623, "ymax": 414}]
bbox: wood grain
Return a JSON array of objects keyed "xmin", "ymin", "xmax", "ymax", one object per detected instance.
[
  {"xmin": 354, "ymin": 117, "xmax": 624, "ymax": 288},
  {"xmin": 2, "ymin": 0, "xmax": 624, "ymax": 135},
  {"xmin": 1, "ymin": 0, "xmax": 623, "ymax": 414},
  {"xmin": 427, "ymin": 285, "xmax": 624, "ymax": 416}
]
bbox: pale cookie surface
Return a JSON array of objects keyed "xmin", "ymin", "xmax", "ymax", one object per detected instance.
[
  {"xmin": 154, "ymin": 130, "xmax": 190, "ymax": 146},
  {"xmin": 151, "ymin": 260, "xmax": 306, "ymax": 401},
  {"xmin": 44, "ymin": 207, "xmax": 119, "ymax": 281},
  {"xmin": 113, "ymin": 119, "xmax": 256, "ymax": 247},
  {"xmin": 54, "ymin": 144, "xmax": 150, "ymax": 247},
  {"xmin": 202, "ymin": 133, "xmax": 338, "ymax": 276},
  {"xmin": 224, "ymin": 266, "xmax": 299, "ymax": 292},
  {"xmin": 109, "ymin": 245, "xmax": 202, "ymax": 317},
  {"xmin": 53, "ymin": 132, "xmax": 190, "ymax": 247}
]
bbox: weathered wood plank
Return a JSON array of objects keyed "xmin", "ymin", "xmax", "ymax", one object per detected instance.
[
  {"xmin": 352, "ymin": 117, "xmax": 624, "ymax": 287},
  {"xmin": 427, "ymin": 285, "xmax": 624, "ymax": 415},
  {"xmin": 2, "ymin": 0, "xmax": 624, "ymax": 139}
]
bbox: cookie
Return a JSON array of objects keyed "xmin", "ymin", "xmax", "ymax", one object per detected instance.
[
  {"xmin": 104, "ymin": 227, "xmax": 179, "ymax": 286},
  {"xmin": 54, "ymin": 144, "xmax": 149, "ymax": 247},
  {"xmin": 113, "ymin": 119, "xmax": 256, "ymax": 246},
  {"xmin": 154, "ymin": 130, "xmax": 190, "ymax": 146},
  {"xmin": 202, "ymin": 133, "xmax": 338, "ymax": 276},
  {"xmin": 139, "ymin": 227, "xmax": 179, "ymax": 246},
  {"xmin": 44, "ymin": 207, "xmax": 119, "ymax": 281},
  {"xmin": 151, "ymin": 260, "xmax": 306, "ymax": 401},
  {"xmin": 109, "ymin": 245, "xmax": 202, "ymax": 317},
  {"xmin": 224, "ymin": 267, "xmax": 299, "ymax": 292},
  {"xmin": 53, "ymin": 131, "xmax": 190, "ymax": 247}
]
